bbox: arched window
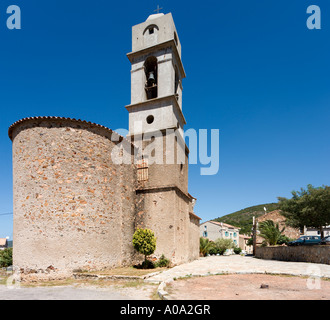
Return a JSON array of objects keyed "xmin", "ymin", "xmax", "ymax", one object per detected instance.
[
  {"xmin": 143, "ymin": 24, "xmax": 159, "ymax": 36},
  {"xmin": 144, "ymin": 56, "xmax": 158, "ymax": 100}
]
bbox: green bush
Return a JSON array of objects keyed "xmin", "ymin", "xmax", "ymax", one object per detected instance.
[
  {"xmin": 246, "ymin": 237, "xmax": 253, "ymax": 246},
  {"xmin": 208, "ymin": 243, "xmax": 218, "ymax": 255},
  {"xmin": 200, "ymin": 237, "xmax": 212, "ymax": 257},
  {"xmin": 132, "ymin": 228, "xmax": 156, "ymax": 268},
  {"xmin": 141, "ymin": 260, "xmax": 156, "ymax": 269},
  {"xmin": 234, "ymin": 247, "xmax": 242, "ymax": 254},
  {"xmin": 215, "ymin": 238, "xmax": 235, "ymax": 255},
  {"xmin": 277, "ymin": 235, "xmax": 293, "ymax": 245},
  {"xmin": 155, "ymin": 254, "xmax": 170, "ymax": 268},
  {"xmin": 0, "ymin": 248, "xmax": 12, "ymax": 268}
]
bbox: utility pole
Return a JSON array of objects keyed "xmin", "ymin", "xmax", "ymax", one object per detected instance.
[{"xmin": 252, "ymin": 216, "xmax": 257, "ymax": 256}]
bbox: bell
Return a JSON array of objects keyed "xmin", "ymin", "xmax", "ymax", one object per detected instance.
[{"xmin": 148, "ymin": 71, "xmax": 156, "ymax": 85}]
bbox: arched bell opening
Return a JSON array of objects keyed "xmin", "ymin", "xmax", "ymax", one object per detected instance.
[{"xmin": 144, "ymin": 56, "xmax": 158, "ymax": 100}]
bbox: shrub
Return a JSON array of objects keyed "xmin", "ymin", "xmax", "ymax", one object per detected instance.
[
  {"xmin": 132, "ymin": 228, "xmax": 156, "ymax": 268},
  {"xmin": 208, "ymin": 243, "xmax": 218, "ymax": 255},
  {"xmin": 234, "ymin": 247, "xmax": 242, "ymax": 254},
  {"xmin": 215, "ymin": 238, "xmax": 235, "ymax": 255},
  {"xmin": 141, "ymin": 260, "xmax": 156, "ymax": 269},
  {"xmin": 277, "ymin": 235, "xmax": 293, "ymax": 245},
  {"xmin": 200, "ymin": 237, "xmax": 212, "ymax": 257},
  {"xmin": 155, "ymin": 254, "xmax": 170, "ymax": 268},
  {"xmin": 0, "ymin": 248, "xmax": 12, "ymax": 268}
]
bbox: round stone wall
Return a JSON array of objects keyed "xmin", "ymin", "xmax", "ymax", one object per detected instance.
[{"xmin": 9, "ymin": 117, "xmax": 137, "ymax": 277}]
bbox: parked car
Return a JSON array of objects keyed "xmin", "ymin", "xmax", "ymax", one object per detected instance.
[
  {"xmin": 321, "ymin": 236, "xmax": 330, "ymax": 245},
  {"xmin": 287, "ymin": 236, "xmax": 321, "ymax": 246}
]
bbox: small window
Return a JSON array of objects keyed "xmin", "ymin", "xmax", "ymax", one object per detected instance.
[
  {"xmin": 225, "ymin": 231, "xmax": 229, "ymax": 237},
  {"xmin": 149, "ymin": 28, "xmax": 154, "ymax": 34},
  {"xmin": 203, "ymin": 231, "xmax": 208, "ymax": 237}
]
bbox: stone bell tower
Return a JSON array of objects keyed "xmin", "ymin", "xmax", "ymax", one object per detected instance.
[
  {"xmin": 126, "ymin": 12, "xmax": 186, "ymax": 136},
  {"xmin": 126, "ymin": 12, "xmax": 200, "ymax": 265}
]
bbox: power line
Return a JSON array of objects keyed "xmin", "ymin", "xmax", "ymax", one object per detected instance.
[{"xmin": 0, "ymin": 213, "xmax": 13, "ymax": 216}]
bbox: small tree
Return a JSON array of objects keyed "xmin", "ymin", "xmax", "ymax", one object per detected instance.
[
  {"xmin": 246, "ymin": 237, "xmax": 253, "ymax": 246},
  {"xmin": 278, "ymin": 185, "xmax": 330, "ymax": 238},
  {"xmin": 132, "ymin": 228, "xmax": 156, "ymax": 268},
  {"xmin": 215, "ymin": 238, "xmax": 235, "ymax": 255},
  {"xmin": 258, "ymin": 220, "xmax": 285, "ymax": 246}
]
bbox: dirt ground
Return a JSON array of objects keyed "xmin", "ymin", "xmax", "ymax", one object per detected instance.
[{"xmin": 166, "ymin": 274, "xmax": 330, "ymax": 300}]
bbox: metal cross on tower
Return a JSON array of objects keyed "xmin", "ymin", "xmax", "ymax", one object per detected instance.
[{"xmin": 154, "ymin": 5, "xmax": 163, "ymax": 14}]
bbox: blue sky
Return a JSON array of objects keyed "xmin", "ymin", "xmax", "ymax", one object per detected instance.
[{"xmin": 0, "ymin": 0, "xmax": 329, "ymax": 238}]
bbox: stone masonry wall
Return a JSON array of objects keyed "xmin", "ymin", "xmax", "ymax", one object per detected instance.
[
  {"xmin": 256, "ymin": 246, "xmax": 330, "ymax": 265},
  {"xmin": 10, "ymin": 118, "xmax": 137, "ymax": 277},
  {"xmin": 135, "ymin": 188, "xmax": 177, "ymax": 263}
]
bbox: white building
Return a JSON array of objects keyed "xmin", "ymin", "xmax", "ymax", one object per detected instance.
[
  {"xmin": 304, "ymin": 226, "xmax": 330, "ymax": 237},
  {"xmin": 0, "ymin": 238, "xmax": 8, "ymax": 250},
  {"xmin": 239, "ymin": 234, "xmax": 253, "ymax": 254},
  {"xmin": 200, "ymin": 221, "xmax": 240, "ymax": 246}
]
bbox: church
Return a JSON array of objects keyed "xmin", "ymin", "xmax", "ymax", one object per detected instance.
[{"xmin": 8, "ymin": 12, "xmax": 200, "ymax": 278}]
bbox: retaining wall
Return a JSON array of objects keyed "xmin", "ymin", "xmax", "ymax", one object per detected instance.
[{"xmin": 255, "ymin": 245, "xmax": 330, "ymax": 265}]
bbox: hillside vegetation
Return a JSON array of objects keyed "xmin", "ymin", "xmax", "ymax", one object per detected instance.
[{"xmin": 213, "ymin": 203, "xmax": 280, "ymax": 235}]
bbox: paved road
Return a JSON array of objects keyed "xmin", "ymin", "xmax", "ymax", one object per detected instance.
[{"xmin": 147, "ymin": 255, "xmax": 330, "ymax": 283}]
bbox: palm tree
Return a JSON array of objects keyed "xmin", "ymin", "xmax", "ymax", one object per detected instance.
[
  {"xmin": 258, "ymin": 220, "xmax": 285, "ymax": 246},
  {"xmin": 200, "ymin": 237, "xmax": 212, "ymax": 257}
]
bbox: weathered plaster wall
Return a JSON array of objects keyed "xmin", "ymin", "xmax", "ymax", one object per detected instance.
[{"xmin": 188, "ymin": 213, "xmax": 201, "ymax": 261}]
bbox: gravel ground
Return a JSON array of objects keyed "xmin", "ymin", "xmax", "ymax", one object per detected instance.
[{"xmin": 0, "ymin": 282, "xmax": 157, "ymax": 300}]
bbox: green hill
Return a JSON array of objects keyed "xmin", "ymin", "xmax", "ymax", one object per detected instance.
[{"xmin": 213, "ymin": 203, "xmax": 280, "ymax": 235}]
